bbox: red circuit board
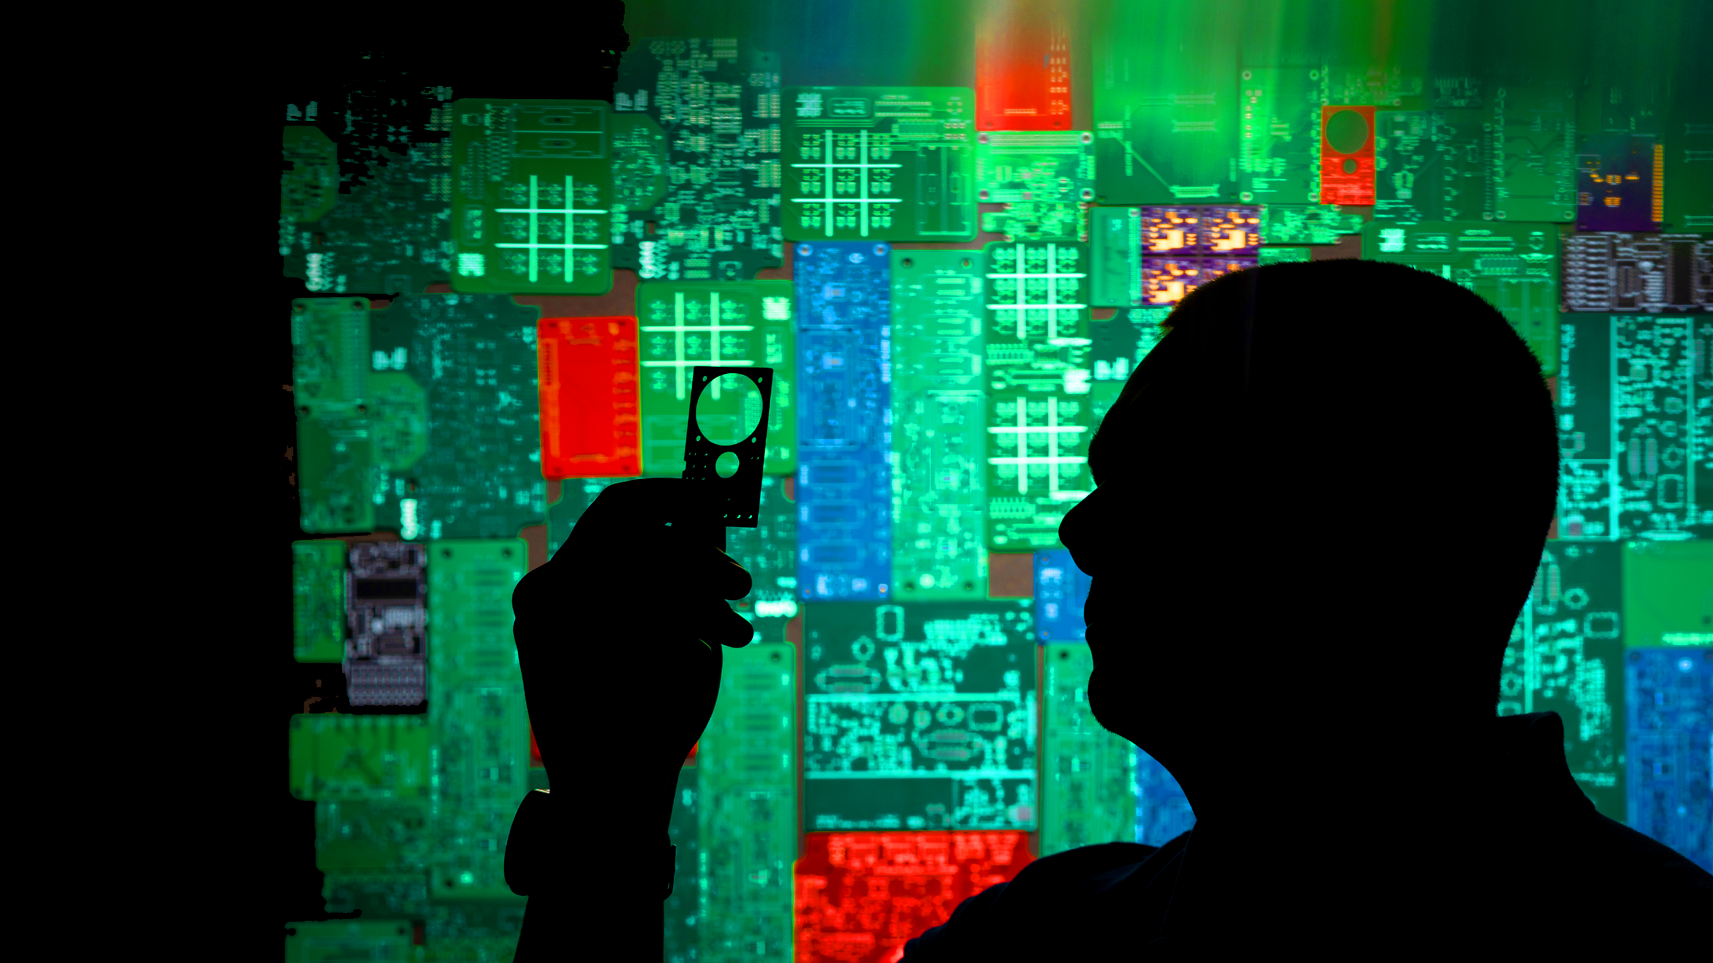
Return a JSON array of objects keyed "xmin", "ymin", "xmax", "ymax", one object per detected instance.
[
  {"xmin": 537, "ymin": 315, "xmax": 642, "ymax": 478},
  {"xmin": 1319, "ymin": 104, "xmax": 1376, "ymax": 206},
  {"xmin": 975, "ymin": 1, "xmax": 1073, "ymax": 130},
  {"xmin": 795, "ymin": 831, "xmax": 1033, "ymax": 962}
]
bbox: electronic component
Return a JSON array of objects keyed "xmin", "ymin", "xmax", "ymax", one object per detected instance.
[
  {"xmin": 1625, "ymin": 649, "xmax": 1712, "ymax": 873},
  {"xmin": 803, "ymin": 602, "xmax": 1039, "ymax": 830},
  {"xmin": 1614, "ymin": 314, "xmax": 1709, "ymax": 539},
  {"xmin": 1321, "ymin": 104, "xmax": 1377, "ymax": 206},
  {"xmin": 294, "ymin": 540, "xmax": 348, "ymax": 663},
  {"xmin": 611, "ymin": 38, "xmax": 784, "ymax": 282},
  {"xmin": 976, "ymin": 131, "xmax": 1095, "ymax": 242},
  {"xmin": 1576, "ymin": 133, "xmax": 1661, "ymax": 232},
  {"xmin": 368, "ymin": 294, "xmax": 547, "ymax": 540},
  {"xmin": 1090, "ymin": 206, "xmax": 1142, "ymax": 307},
  {"xmin": 1562, "ymin": 233, "xmax": 1710, "ymax": 313},
  {"xmin": 1622, "ymin": 541, "xmax": 1713, "ymax": 648},
  {"xmin": 891, "ymin": 249, "xmax": 990, "ymax": 600},
  {"xmin": 1360, "ymin": 221, "xmax": 1560, "ymax": 377},
  {"xmin": 975, "ymin": 1, "xmax": 1073, "ymax": 130},
  {"xmin": 537, "ymin": 316, "xmax": 642, "ymax": 479},
  {"xmin": 1034, "ymin": 550, "xmax": 1089, "ymax": 642},
  {"xmin": 783, "ymin": 86, "xmax": 977, "ymax": 242},
  {"xmin": 1138, "ymin": 206, "xmax": 1259, "ymax": 256},
  {"xmin": 795, "ymin": 832, "xmax": 1034, "ymax": 959},
  {"xmin": 344, "ymin": 541, "xmax": 426, "ymax": 707},
  {"xmin": 1141, "ymin": 256, "xmax": 1256, "ymax": 306},
  {"xmin": 450, "ymin": 99, "xmax": 613, "ymax": 295},
  {"xmin": 1258, "ymin": 203, "xmax": 1365, "ymax": 244},
  {"xmin": 290, "ymin": 713, "xmax": 432, "ymax": 802},
  {"xmin": 292, "ymin": 297, "xmax": 374, "ymax": 534},
  {"xmin": 796, "ymin": 242, "xmax": 892, "ymax": 599},
  {"xmin": 636, "ymin": 279, "xmax": 796, "ymax": 476},
  {"xmin": 282, "ymin": 126, "xmax": 339, "ymax": 226},
  {"xmin": 1039, "ymin": 644, "xmax": 1137, "ymax": 856}
]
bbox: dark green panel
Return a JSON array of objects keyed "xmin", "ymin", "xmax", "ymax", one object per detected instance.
[
  {"xmin": 315, "ymin": 798, "xmax": 432, "ymax": 873},
  {"xmin": 283, "ymin": 126, "xmax": 339, "ymax": 225},
  {"xmin": 782, "ymin": 86, "xmax": 977, "ymax": 242},
  {"xmin": 1555, "ymin": 314, "xmax": 1618, "ymax": 540},
  {"xmin": 289, "ymin": 713, "xmax": 433, "ymax": 802},
  {"xmin": 284, "ymin": 920, "xmax": 415, "ymax": 963},
  {"xmin": 976, "ymin": 131, "xmax": 1096, "ymax": 242},
  {"xmin": 292, "ymin": 297, "xmax": 374, "ymax": 534},
  {"xmin": 294, "ymin": 540, "xmax": 347, "ymax": 663},
  {"xmin": 450, "ymin": 99, "xmax": 613, "ymax": 295},
  {"xmin": 1614, "ymin": 314, "xmax": 1710, "ymax": 538},
  {"xmin": 1039, "ymin": 643, "xmax": 1136, "ymax": 857}
]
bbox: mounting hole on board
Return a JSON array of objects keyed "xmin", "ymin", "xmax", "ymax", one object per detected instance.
[
  {"xmin": 714, "ymin": 451, "xmax": 741, "ymax": 478},
  {"xmin": 695, "ymin": 373, "xmax": 764, "ymax": 445}
]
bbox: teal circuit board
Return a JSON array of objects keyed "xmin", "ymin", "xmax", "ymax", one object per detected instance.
[
  {"xmin": 450, "ymin": 99, "xmax": 613, "ymax": 296},
  {"xmin": 293, "ymin": 540, "xmax": 347, "ymax": 663},
  {"xmin": 783, "ymin": 86, "xmax": 978, "ymax": 242},
  {"xmin": 975, "ymin": 130, "xmax": 1096, "ymax": 242},
  {"xmin": 802, "ymin": 602, "xmax": 1039, "ymax": 831},
  {"xmin": 890, "ymin": 249, "xmax": 990, "ymax": 601},
  {"xmin": 611, "ymin": 37, "xmax": 785, "ymax": 282},
  {"xmin": 367, "ymin": 294, "xmax": 548, "ymax": 540},
  {"xmin": 1038, "ymin": 643, "xmax": 1137, "ymax": 857},
  {"xmin": 291, "ymin": 297, "xmax": 374, "ymax": 534}
]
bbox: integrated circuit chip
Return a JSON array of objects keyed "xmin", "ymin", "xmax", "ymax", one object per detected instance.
[
  {"xmin": 344, "ymin": 542, "xmax": 426, "ymax": 708},
  {"xmin": 1562, "ymin": 232, "xmax": 1710, "ymax": 313}
]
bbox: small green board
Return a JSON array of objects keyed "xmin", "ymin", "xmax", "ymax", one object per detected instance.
[
  {"xmin": 289, "ymin": 713, "xmax": 432, "ymax": 802},
  {"xmin": 367, "ymin": 294, "xmax": 547, "ymax": 539},
  {"xmin": 1257, "ymin": 246, "xmax": 1312, "ymax": 264},
  {"xmin": 1089, "ymin": 206, "xmax": 1142, "ymax": 307},
  {"xmin": 291, "ymin": 297, "xmax": 374, "ymax": 534},
  {"xmin": 783, "ymin": 86, "xmax": 977, "ymax": 242},
  {"xmin": 1258, "ymin": 203, "xmax": 1365, "ymax": 245},
  {"xmin": 293, "ymin": 540, "xmax": 347, "ymax": 663},
  {"xmin": 450, "ymin": 99, "xmax": 613, "ymax": 295},
  {"xmin": 635, "ymin": 280, "xmax": 796, "ymax": 475},
  {"xmin": 976, "ymin": 131, "xmax": 1096, "ymax": 242},
  {"xmin": 283, "ymin": 126, "xmax": 339, "ymax": 225},
  {"xmin": 314, "ymin": 798, "xmax": 431, "ymax": 873},
  {"xmin": 1622, "ymin": 540, "xmax": 1713, "ymax": 647},
  {"xmin": 891, "ymin": 249, "xmax": 989, "ymax": 600},
  {"xmin": 1038, "ymin": 643, "xmax": 1137, "ymax": 857},
  {"xmin": 1361, "ymin": 220, "xmax": 1560, "ymax": 377},
  {"xmin": 1237, "ymin": 67, "xmax": 1323, "ymax": 205},
  {"xmin": 284, "ymin": 920, "xmax": 415, "ymax": 963}
]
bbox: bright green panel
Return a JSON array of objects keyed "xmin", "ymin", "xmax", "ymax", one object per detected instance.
[
  {"xmin": 283, "ymin": 126, "xmax": 338, "ymax": 224},
  {"xmin": 976, "ymin": 131, "xmax": 1095, "ymax": 242},
  {"xmin": 635, "ymin": 280, "xmax": 796, "ymax": 475},
  {"xmin": 782, "ymin": 86, "xmax": 977, "ymax": 242},
  {"xmin": 1039, "ymin": 644, "xmax": 1137, "ymax": 857},
  {"xmin": 367, "ymin": 295, "xmax": 547, "ymax": 540},
  {"xmin": 1361, "ymin": 221, "xmax": 1560, "ymax": 377},
  {"xmin": 611, "ymin": 38, "xmax": 784, "ymax": 282},
  {"xmin": 1258, "ymin": 203, "xmax": 1364, "ymax": 244},
  {"xmin": 1258, "ymin": 246, "xmax": 1312, "ymax": 264},
  {"xmin": 289, "ymin": 713, "xmax": 432, "ymax": 802},
  {"xmin": 983, "ymin": 241, "xmax": 1093, "ymax": 550},
  {"xmin": 697, "ymin": 642, "xmax": 796, "ymax": 959},
  {"xmin": 891, "ymin": 249, "xmax": 989, "ymax": 601},
  {"xmin": 427, "ymin": 539, "xmax": 529, "ymax": 903},
  {"xmin": 1623, "ymin": 538, "xmax": 1713, "ymax": 648},
  {"xmin": 292, "ymin": 297, "xmax": 374, "ymax": 534},
  {"xmin": 1237, "ymin": 66, "xmax": 1321, "ymax": 205},
  {"xmin": 449, "ymin": 99, "xmax": 612, "ymax": 295},
  {"xmin": 1089, "ymin": 206, "xmax": 1141, "ymax": 308},
  {"xmin": 284, "ymin": 920, "xmax": 415, "ymax": 963},
  {"xmin": 1091, "ymin": 4, "xmax": 1240, "ymax": 203},
  {"xmin": 293, "ymin": 540, "xmax": 346, "ymax": 663}
]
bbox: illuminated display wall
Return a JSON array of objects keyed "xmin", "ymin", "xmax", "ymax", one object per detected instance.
[{"xmin": 281, "ymin": 1, "xmax": 1710, "ymax": 959}]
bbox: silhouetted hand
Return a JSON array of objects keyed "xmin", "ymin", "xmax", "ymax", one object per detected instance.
[{"xmin": 512, "ymin": 477, "xmax": 754, "ymax": 840}]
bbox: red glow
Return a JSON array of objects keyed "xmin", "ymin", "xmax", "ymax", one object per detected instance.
[
  {"xmin": 975, "ymin": 2, "xmax": 1073, "ymax": 130},
  {"xmin": 1320, "ymin": 105, "xmax": 1377, "ymax": 206},
  {"xmin": 528, "ymin": 722, "xmax": 543, "ymax": 768},
  {"xmin": 537, "ymin": 316, "xmax": 642, "ymax": 479}
]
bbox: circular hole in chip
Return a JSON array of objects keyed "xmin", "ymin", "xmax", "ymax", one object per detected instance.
[
  {"xmin": 695, "ymin": 373, "xmax": 764, "ymax": 445},
  {"xmin": 714, "ymin": 451, "xmax": 741, "ymax": 478}
]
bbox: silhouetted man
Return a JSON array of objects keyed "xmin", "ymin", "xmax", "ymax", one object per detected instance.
[{"xmin": 507, "ymin": 260, "xmax": 1712, "ymax": 958}]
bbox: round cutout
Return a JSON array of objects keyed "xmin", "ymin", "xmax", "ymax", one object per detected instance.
[
  {"xmin": 1341, "ymin": 157, "xmax": 1358, "ymax": 174},
  {"xmin": 695, "ymin": 373, "xmax": 763, "ymax": 444},
  {"xmin": 714, "ymin": 451, "xmax": 740, "ymax": 478},
  {"xmin": 1324, "ymin": 108, "xmax": 1369, "ymax": 154}
]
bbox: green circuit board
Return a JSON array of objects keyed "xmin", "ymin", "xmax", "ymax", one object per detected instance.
[
  {"xmin": 1257, "ymin": 203, "xmax": 1366, "ymax": 245},
  {"xmin": 1038, "ymin": 644, "xmax": 1137, "ymax": 857},
  {"xmin": 635, "ymin": 279, "xmax": 796, "ymax": 476},
  {"xmin": 611, "ymin": 38, "xmax": 784, "ymax": 282},
  {"xmin": 983, "ymin": 241, "xmax": 1093, "ymax": 550},
  {"xmin": 1623, "ymin": 541, "xmax": 1713, "ymax": 648},
  {"xmin": 976, "ymin": 131, "xmax": 1096, "ymax": 242},
  {"xmin": 890, "ymin": 249, "xmax": 990, "ymax": 601},
  {"xmin": 1237, "ymin": 66, "xmax": 1325, "ymax": 206},
  {"xmin": 1257, "ymin": 246, "xmax": 1312, "ymax": 264},
  {"xmin": 1089, "ymin": 206, "xmax": 1142, "ymax": 308},
  {"xmin": 291, "ymin": 297, "xmax": 374, "ymax": 534},
  {"xmin": 450, "ymin": 99, "xmax": 613, "ymax": 296},
  {"xmin": 783, "ymin": 86, "xmax": 978, "ymax": 242},
  {"xmin": 283, "ymin": 126, "xmax": 339, "ymax": 225},
  {"xmin": 366, "ymin": 295, "xmax": 547, "ymax": 540},
  {"xmin": 285, "ymin": 920, "xmax": 416, "ymax": 963},
  {"xmin": 293, "ymin": 540, "xmax": 347, "ymax": 663},
  {"xmin": 290, "ymin": 713, "xmax": 433, "ymax": 803},
  {"xmin": 1089, "ymin": 306, "xmax": 1169, "ymax": 424},
  {"xmin": 1361, "ymin": 220, "xmax": 1561, "ymax": 377}
]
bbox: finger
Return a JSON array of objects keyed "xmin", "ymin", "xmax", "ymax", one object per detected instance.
[
  {"xmin": 615, "ymin": 527, "xmax": 753, "ymax": 600},
  {"xmin": 682, "ymin": 597, "xmax": 754, "ymax": 648}
]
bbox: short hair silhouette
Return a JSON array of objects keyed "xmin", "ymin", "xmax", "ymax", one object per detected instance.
[{"xmin": 1087, "ymin": 259, "xmax": 1559, "ymax": 721}]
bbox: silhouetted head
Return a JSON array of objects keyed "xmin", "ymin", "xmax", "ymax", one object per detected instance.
[{"xmin": 1059, "ymin": 259, "xmax": 1559, "ymax": 767}]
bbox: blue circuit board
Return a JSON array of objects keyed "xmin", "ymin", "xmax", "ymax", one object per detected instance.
[
  {"xmin": 1033, "ymin": 549, "xmax": 1089, "ymax": 643},
  {"xmin": 1134, "ymin": 749, "xmax": 1196, "ymax": 847},
  {"xmin": 1625, "ymin": 648, "xmax": 1712, "ymax": 873},
  {"xmin": 795, "ymin": 241, "xmax": 893, "ymax": 600}
]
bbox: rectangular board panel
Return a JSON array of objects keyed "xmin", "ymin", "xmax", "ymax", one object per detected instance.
[
  {"xmin": 1141, "ymin": 256, "xmax": 1256, "ymax": 306},
  {"xmin": 1258, "ymin": 203, "xmax": 1365, "ymax": 244},
  {"xmin": 1614, "ymin": 314, "xmax": 1710, "ymax": 539},
  {"xmin": 1361, "ymin": 221, "xmax": 1560, "ymax": 377},
  {"xmin": 697, "ymin": 642, "xmax": 796, "ymax": 959},
  {"xmin": 795, "ymin": 241, "xmax": 893, "ymax": 601},
  {"xmin": 368, "ymin": 294, "xmax": 547, "ymax": 540},
  {"xmin": 975, "ymin": 131, "xmax": 1095, "ymax": 242},
  {"xmin": 294, "ymin": 540, "xmax": 347, "ymax": 663},
  {"xmin": 1576, "ymin": 133, "xmax": 1661, "ymax": 232},
  {"xmin": 291, "ymin": 297, "xmax": 374, "ymax": 534},
  {"xmin": 425, "ymin": 538, "xmax": 530, "ymax": 902},
  {"xmin": 783, "ymin": 86, "xmax": 977, "ymax": 242},
  {"xmin": 1038, "ymin": 644, "xmax": 1136, "ymax": 856},
  {"xmin": 1554, "ymin": 314, "xmax": 1618, "ymax": 540},
  {"xmin": 1561, "ymin": 233, "xmax": 1710, "ymax": 313},
  {"xmin": 1320, "ymin": 104, "xmax": 1376, "ymax": 206},
  {"xmin": 802, "ymin": 602, "xmax": 1038, "ymax": 831},
  {"xmin": 314, "ymin": 797, "xmax": 432, "ymax": 874},
  {"xmin": 890, "ymin": 249, "xmax": 989, "ymax": 601},
  {"xmin": 1140, "ymin": 205, "xmax": 1260, "ymax": 256},
  {"xmin": 1237, "ymin": 66, "xmax": 1322, "ymax": 206},
  {"xmin": 974, "ymin": 1, "xmax": 1073, "ymax": 131},
  {"xmin": 449, "ymin": 99, "xmax": 612, "ymax": 295},
  {"xmin": 1134, "ymin": 748, "xmax": 1196, "ymax": 847},
  {"xmin": 1089, "ymin": 306, "xmax": 1169, "ymax": 424},
  {"xmin": 1625, "ymin": 648, "xmax": 1713, "ymax": 873},
  {"xmin": 284, "ymin": 920, "xmax": 415, "ymax": 963},
  {"xmin": 1622, "ymin": 541, "xmax": 1713, "ymax": 648},
  {"xmin": 794, "ymin": 831, "xmax": 1033, "ymax": 962},
  {"xmin": 290, "ymin": 713, "xmax": 432, "ymax": 802},
  {"xmin": 1089, "ymin": 206, "xmax": 1141, "ymax": 307},
  {"xmin": 1491, "ymin": 85, "xmax": 1578, "ymax": 223},
  {"xmin": 1034, "ymin": 550, "xmax": 1090, "ymax": 643},
  {"xmin": 983, "ymin": 240, "xmax": 1093, "ymax": 550},
  {"xmin": 636, "ymin": 280, "xmax": 796, "ymax": 476},
  {"xmin": 344, "ymin": 542, "xmax": 426, "ymax": 708},
  {"xmin": 537, "ymin": 315, "xmax": 642, "ymax": 479},
  {"xmin": 1501, "ymin": 541, "xmax": 1625, "ymax": 821},
  {"xmin": 611, "ymin": 38, "xmax": 784, "ymax": 282}
]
